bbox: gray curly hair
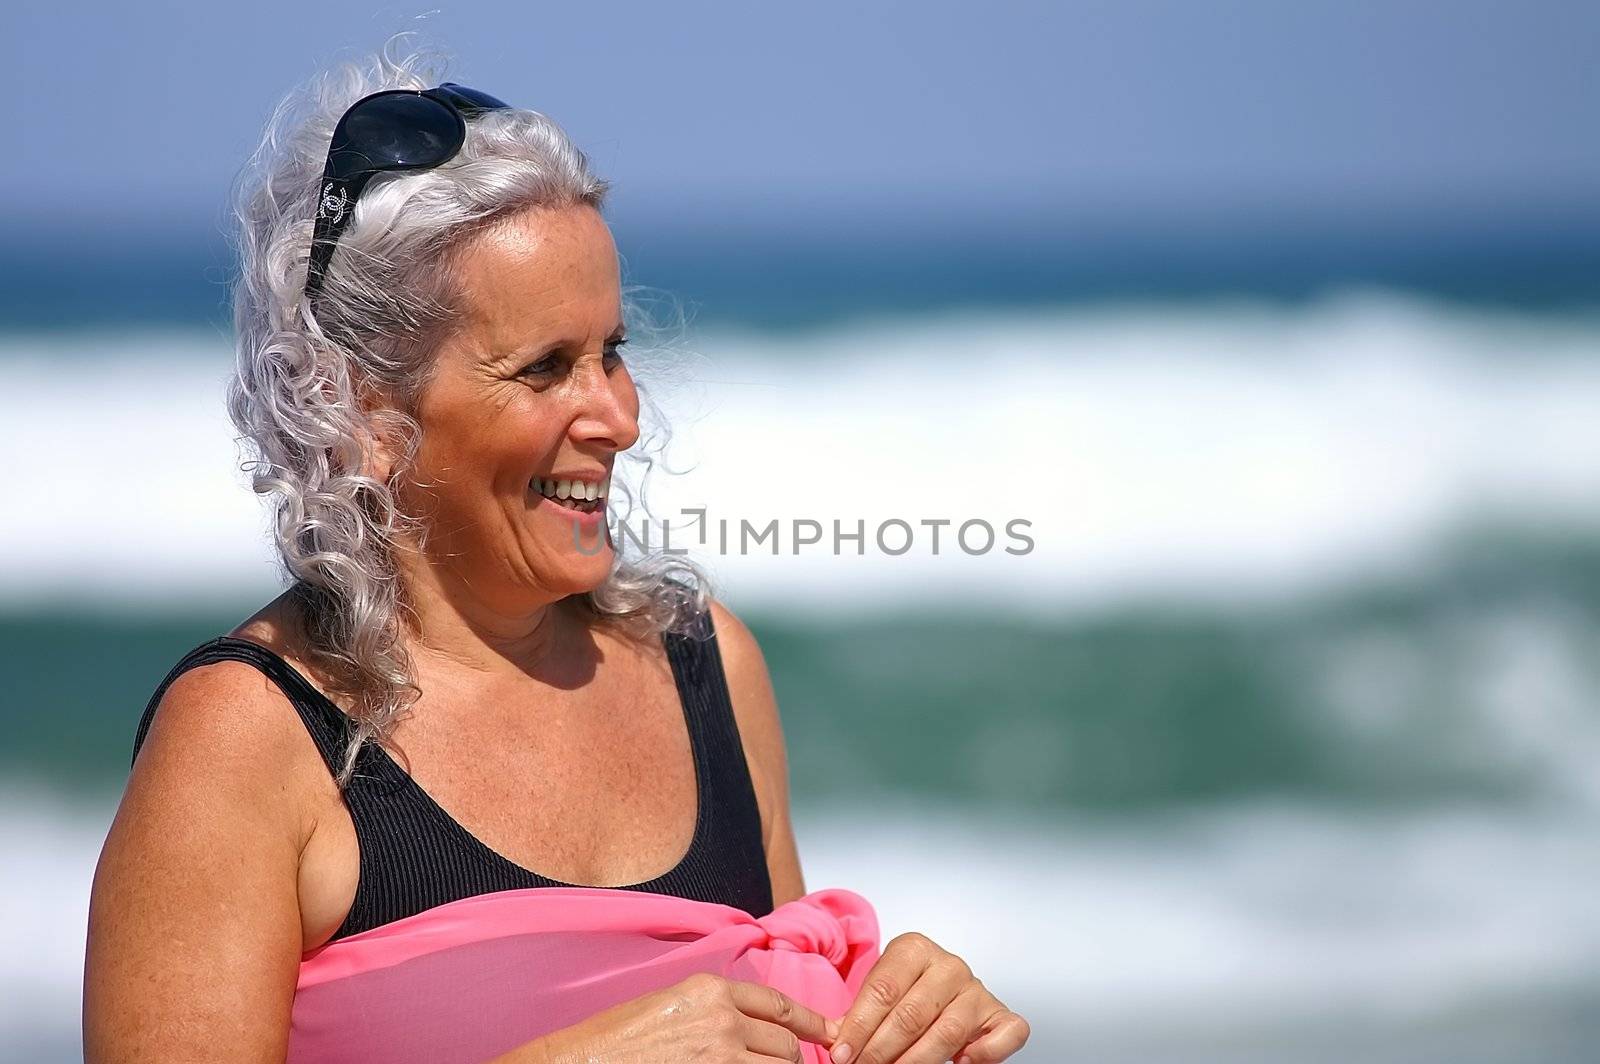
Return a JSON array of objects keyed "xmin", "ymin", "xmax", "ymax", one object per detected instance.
[{"xmin": 225, "ymin": 33, "xmax": 710, "ymax": 785}]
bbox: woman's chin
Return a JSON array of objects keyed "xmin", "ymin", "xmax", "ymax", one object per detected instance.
[
  {"xmin": 551, "ymin": 553, "xmax": 615, "ymax": 597},
  {"xmin": 524, "ymin": 490, "xmax": 617, "ymax": 592}
]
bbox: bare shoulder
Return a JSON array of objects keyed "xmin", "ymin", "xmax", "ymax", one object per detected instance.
[
  {"xmin": 115, "ymin": 648, "xmax": 335, "ymax": 905},
  {"xmin": 118, "ymin": 620, "xmax": 343, "ymax": 889},
  {"xmin": 132, "ymin": 653, "xmax": 327, "ymax": 800},
  {"xmin": 707, "ymin": 597, "xmax": 782, "ymax": 746},
  {"xmin": 126, "ymin": 583, "xmax": 334, "ymax": 841}
]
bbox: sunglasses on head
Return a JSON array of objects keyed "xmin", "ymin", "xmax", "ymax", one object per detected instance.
[{"xmin": 304, "ymin": 81, "xmax": 513, "ymax": 304}]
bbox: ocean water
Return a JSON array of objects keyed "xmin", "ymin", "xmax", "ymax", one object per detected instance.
[{"xmin": 5, "ymin": 290, "xmax": 1600, "ymax": 1060}]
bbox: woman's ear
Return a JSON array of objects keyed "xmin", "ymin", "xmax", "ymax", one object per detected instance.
[{"xmin": 355, "ymin": 381, "xmax": 401, "ymax": 484}]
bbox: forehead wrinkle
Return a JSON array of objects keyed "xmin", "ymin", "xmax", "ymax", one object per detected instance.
[{"xmin": 477, "ymin": 300, "xmax": 626, "ymax": 369}]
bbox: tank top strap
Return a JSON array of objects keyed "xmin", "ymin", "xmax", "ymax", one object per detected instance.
[
  {"xmin": 662, "ymin": 601, "xmax": 715, "ymax": 682},
  {"xmin": 662, "ymin": 604, "xmax": 734, "ymax": 763},
  {"xmin": 660, "ymin": 604, "xmax": 771, "ymax": 906},
  {"xmin": 131, "ymin": 635, "xmax": 353, "ymax": 778}
]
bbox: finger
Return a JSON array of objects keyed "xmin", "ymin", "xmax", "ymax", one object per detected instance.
[
  {"xmin": 738, "ymin": 1014, "xmax": 807, "ymax": 1062},
  {"xmin": 887, "ymin": 985, "xmax": 992, "ymax": 1064},
  {"xmin": 843, "ymin": 961, "xmax": 968, "ymax": 1064},
  {"xmin": 953, "ymin": 1009, "xmax": 1032, "ymax": 1064},
  {"xmin": 831, "ymin": 933, "xmax": 936, "ymax": 1063},
  {"xmin": 739, "ymin": 1050, "xmax": 814, "ymax": 1064},
  {"xmin": 729, "ymin": 979, "xmax": 838, "ymax": 1047}
]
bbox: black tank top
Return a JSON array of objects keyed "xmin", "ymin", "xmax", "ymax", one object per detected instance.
[{"xmin": 129, "ymin": 607, "xmax": 775, "ymax": 940}]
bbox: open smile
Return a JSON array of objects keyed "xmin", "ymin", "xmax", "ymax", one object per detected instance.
[{"xmin": 529, "ymin": 474, "xmax": 609, "ymax": 518}]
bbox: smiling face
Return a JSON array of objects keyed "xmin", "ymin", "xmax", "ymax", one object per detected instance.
[{"xmin": 389, "ymin": 203, "xmax": 639, "ymax": 613}]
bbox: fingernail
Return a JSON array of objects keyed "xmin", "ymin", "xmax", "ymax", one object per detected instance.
[
  {"xmin": 826, "ymin": 1017, "xmax": 841, "ymax": 1039},
  {"xmin": 831, "ymin": 1042, "xmax": 853, "ymax": 1064},
  {"xmin": 956, "ymin": 1056, "xmax": 972, "ymax": 1064}
]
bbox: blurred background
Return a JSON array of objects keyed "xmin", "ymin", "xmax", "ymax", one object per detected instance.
[{"xmin": 5, "ymin": 2, "xmax": 1600, "ymax": 1060}]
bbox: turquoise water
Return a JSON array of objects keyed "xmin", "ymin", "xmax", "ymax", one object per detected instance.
[
  {"xmin": 4, "ymin": 208, "xmax": 1598, "ymax": 331},
  {"xmin": 7, "ymin": 525, "xmax": 1599, "ymax": 810}
]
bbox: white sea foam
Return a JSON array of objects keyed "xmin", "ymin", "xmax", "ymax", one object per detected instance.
[
  {"xmin": 3, "ymin": 291, "xmax": 1599, "ymax": 615},
  {"xmin": 14, "ymin": 790, "xmax": 1598, "ymax": 1062}
]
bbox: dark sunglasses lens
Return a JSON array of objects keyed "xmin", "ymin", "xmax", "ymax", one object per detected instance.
[
  {"xmin": 432, "ymin": 82, "xmax": 512, "ymax": 114},
  {"xmin": 327, "ymin": 93, "xmax": 463, "ymax": 179}
]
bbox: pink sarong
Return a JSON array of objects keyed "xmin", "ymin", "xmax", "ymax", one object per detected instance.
[{"xmin": 289, "ymin": 886, "xmax": 881, "ymax": 1063}]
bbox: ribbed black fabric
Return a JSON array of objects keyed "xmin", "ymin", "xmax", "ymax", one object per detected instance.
[{"xmin": 130, "ymin": 607, "xmax": 774, "ymax": 939}]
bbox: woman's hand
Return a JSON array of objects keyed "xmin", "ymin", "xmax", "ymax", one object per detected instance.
[
  {"xmin": 827, "ymin": 933, "xmax": 1030, "ymax": 1064},
  {"xmin": 507, "ymin": 971, "xmax": 841, "ymax": 1063}
]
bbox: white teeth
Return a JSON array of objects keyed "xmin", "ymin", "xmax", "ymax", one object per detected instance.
[{"xmin": 530, "ymin": 475, "xmax": 609, "ymax": 503}]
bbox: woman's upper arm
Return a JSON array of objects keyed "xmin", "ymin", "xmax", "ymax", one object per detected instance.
[
  {"xmin": 84, "ymin": 661, "xmax": 315, "ymax": 1063},
  {"xmin": 709, "ymin": 599, "xmax": 808, "ymax": 907}
]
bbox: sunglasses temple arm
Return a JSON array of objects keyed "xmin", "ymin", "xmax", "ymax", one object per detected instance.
[{"xmin": 304, "ymin": 172, "xmax": 363, "ymax": 305}]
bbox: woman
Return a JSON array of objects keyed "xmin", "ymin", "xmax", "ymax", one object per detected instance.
[{"xmin": 83, "ymin": 40, "xmax": 1029, "ymax": 1064}]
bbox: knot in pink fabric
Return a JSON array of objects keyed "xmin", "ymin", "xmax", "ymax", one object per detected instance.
[{"xmin": 755, "ymin": 887, "xmax": 867, "ymax": 964}]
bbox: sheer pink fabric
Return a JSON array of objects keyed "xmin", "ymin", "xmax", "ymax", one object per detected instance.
[{"xmin": 289, "ymin": 886, "xmax": 881, "ymax": 1063}]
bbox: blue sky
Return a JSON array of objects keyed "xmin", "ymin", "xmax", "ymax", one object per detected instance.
[{"xmin": 9, "ymin": 0, "xmax": 1599, "ymax": 231}]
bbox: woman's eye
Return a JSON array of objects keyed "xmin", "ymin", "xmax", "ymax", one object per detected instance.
[{"xmin": 520, "ymin": 340, "xmax": 625, "ymax": 380}]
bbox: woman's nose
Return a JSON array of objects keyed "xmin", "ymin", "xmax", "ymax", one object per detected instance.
[{"xmin": 568, "ymin": 359, "xmax": 640, "ymax": 453}]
